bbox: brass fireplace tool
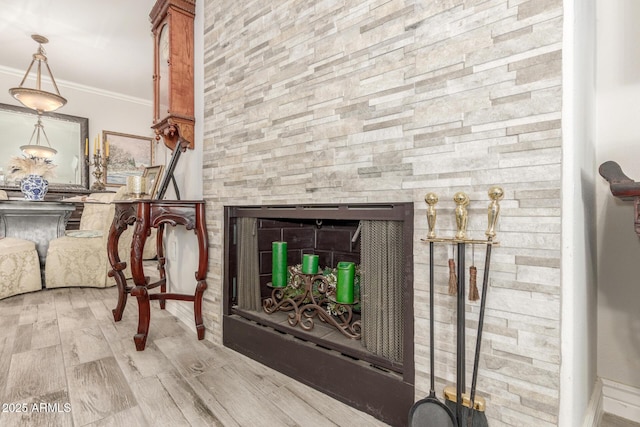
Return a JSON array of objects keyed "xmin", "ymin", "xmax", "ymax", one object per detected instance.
[
  {"xmin": 423, "ymin": 186, "xmax": 503, "ymax": 427},
  {"xmin": 423, "ymin": 187, "xmax": 502, "ymax": 245},
  {"xmin": 262, "ymin": 271, "xmax": 361, "ymax": 340}
]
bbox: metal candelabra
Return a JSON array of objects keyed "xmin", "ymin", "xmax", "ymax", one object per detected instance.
[
  {"xmin": 87, "ymin": 150, "xmax": 109, "ymax": 190},
  {"xmin": 262, "ymin": 271, "xmax": 361, "ymax": 339}
]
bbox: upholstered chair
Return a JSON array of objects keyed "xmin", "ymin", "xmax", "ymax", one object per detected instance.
[
  {"xmin": 0, "ymin": 237, "xmax": 42, "ymax": 299},
  {"xmin": 44, "ymin": 187, "xmax": 132, "ymax": 288},
  {"xmin": 0, "ymin": 190, "xmax": 43, "ymax": 299},
  {"xmin": 70, "ymin": 190, "xmax": 156, "ymax": 261}
]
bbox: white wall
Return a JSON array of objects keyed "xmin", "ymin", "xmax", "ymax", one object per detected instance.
[
  {"xmin": 596, "ymin": 0, "xmax": 640, "ymax": 414},
  {"xmin": 562, "ymin": 0, "xmax": 598, "ymax": 425}
]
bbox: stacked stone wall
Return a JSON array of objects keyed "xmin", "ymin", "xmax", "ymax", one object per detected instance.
[{"xmin": 202, "ymin": 1, "xmax": 563, "ymax": 424}]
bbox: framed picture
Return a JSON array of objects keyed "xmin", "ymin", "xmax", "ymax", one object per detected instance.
[
  {"xmin": 103, "ymin": 131, "xmax": 154, "ymax": 186},
  {"xmin": 143, "ymin": 165, "xmax": 165, "ymax": 199}
]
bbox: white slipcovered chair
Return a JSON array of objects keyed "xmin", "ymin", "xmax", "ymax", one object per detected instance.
[
  {"xmin": 45, "ymin": 187, "xmax": 157, "ymax": 289},
  {"xmin": 45, "ymin": 188, "xmax": 128, "ymax": 288},
  {"xmin": 0, "ymin": 190, "xmax": 42, "ymax": 299},
  {"xmin": 0, "ymin": 238, "xmax": 42, "ymax": 299}
]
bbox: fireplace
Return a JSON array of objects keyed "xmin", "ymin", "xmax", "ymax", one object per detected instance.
[{"xmin": 223, "ymin": 203, "xmax": 414, "ymax": 426}]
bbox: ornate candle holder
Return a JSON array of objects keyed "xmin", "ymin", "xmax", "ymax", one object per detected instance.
[
  {"xmin": 87, "ymin": 150, "xmax": 109, "ymax": 190},
  {"xmin": 262, "ymin": 271, "xmax": 361, "ymax": 340}
]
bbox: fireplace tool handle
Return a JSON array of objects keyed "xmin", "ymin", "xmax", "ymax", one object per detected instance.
[
  {"xmin": 425, "ymin": 192, "xmax": 438, "ymax": 390},
  {"xmin": 426, "ymin": 192, "xmax": 438, "ymax": 240},
  {"xmin": 453, "ymin": 191, "xmax": 469, "ymax": 425},
  {"xmin": 454, "ymin": 192, "xmax": 469, "ymax": 240},
  {"xmin": 467, "ymin": 186, "xmax": 503, "ymax": 427}
]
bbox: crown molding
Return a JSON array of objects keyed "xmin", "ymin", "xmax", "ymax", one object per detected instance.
[{"xmin": 0, "ymin": 65, "xmax": 152, "ymax": 107}]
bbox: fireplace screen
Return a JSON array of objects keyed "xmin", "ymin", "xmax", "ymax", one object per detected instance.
[{"xmin": 361, "ymin": 219, "xmax": 404, "ymax": 363}]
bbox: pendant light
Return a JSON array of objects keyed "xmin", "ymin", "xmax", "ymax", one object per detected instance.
[
  {"xmin": 9, "ymin": 34, "xmax": 67, "ymax": 113},
  {"xmin": 20, "ymin": 115, "xmax": 57, "ymax": 158}
]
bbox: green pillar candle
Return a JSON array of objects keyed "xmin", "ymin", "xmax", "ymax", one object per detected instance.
[
  {"xmin": 336, "ymin": 261, "xmax": 355, "ymax": 304},
  {"xmin": 271, "ymin": 242, "xmax": 287, "ymax": 288},
  {"xmin": 301, "ymin": 254, "xmax": 319, "ymax": 274}
]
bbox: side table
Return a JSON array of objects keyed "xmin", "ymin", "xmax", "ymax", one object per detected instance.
[
  {"xmin": 107, "ymin": 199, "xmax": 208, "ymax": 351},
  {"xmin": 0, "ymin": 200, "xmax": 75, "ymax": 286}
]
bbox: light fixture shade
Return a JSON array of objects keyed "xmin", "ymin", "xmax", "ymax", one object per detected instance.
[
  {"xmin": 10, "ymin": 88, "xmax": 66, "ymax": 113},
  {"xmin": 20, "ymin": 144, "xmax": 57, "ymax": 158},
  {"xmin": 9, "ymin": 34, "xmax": 67, "ymax": 113},
  {"xmin": 21, "ymin": 116, "xmax": 57, "ymax": 159}
]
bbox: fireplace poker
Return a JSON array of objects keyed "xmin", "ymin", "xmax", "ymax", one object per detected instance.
[{"xmin": 466, "ymin": 186, "xmax": 503, "ymax": 427}]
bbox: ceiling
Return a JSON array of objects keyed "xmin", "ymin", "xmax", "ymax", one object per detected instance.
[{"xmin": 0, "ymin": 0, "xmax": 156, "ymax": 101}]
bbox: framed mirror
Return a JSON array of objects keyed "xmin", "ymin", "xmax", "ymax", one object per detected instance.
[{"xmin": 0, "ymin": 103, "xmax": 89, "ymax": 189}]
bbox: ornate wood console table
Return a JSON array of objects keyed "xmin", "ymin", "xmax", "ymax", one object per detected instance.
[
  {"xmin": 107, "ymin": 199, "xmax": 208, "ymax": 351},
  {"xmin": 600, "ymin": 161, "xmax": 640, "ymax": 236}
]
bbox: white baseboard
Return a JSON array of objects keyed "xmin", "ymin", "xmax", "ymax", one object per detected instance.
[
  {"xmin": 583, "ymin": 378, "xmax": 603, "ymax": 427},
  {"xmin": 602, "ymin": 378, "xmax": 640, "ymax": 423}
]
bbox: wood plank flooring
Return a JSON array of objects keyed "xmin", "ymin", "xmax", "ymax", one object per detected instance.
[
  {"xmin": 602, "ymin": 413, "xmax": 640, "ymax": 427},
  {"xmin": 0, "ymin": 286, "xmax": 390, "ymax": 426}
]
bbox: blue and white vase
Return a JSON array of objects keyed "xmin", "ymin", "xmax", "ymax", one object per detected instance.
[{"xmin": 21, "ymin": 174, "xmax": 49, "ymax": 201}]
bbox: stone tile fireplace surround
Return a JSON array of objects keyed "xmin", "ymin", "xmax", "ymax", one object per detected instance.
[{"xmin": 201, "ymin": 1, "xmax": 566, "ymax": 426}]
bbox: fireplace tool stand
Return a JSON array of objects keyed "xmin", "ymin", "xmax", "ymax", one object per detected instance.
[
  {"xmin": 263, "ymin": 271, "xmax": 362, "ymax": 339},
  {"xmin": 420, "ymin": 187, "xmax": 503, "ymax": 427}
]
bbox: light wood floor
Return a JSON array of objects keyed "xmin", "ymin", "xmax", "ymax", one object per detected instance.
[
  {"xmin": 602, "ymin": 413, "xmax": 640, "ymax": 427},
  {"xmin": 0, "ymin": 286, "xmax": 390, "ymax": 427}
]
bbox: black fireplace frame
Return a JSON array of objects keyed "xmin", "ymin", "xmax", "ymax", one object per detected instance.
[{"xmin": 223, "ymin": 203, "xmax": 414, "ymax": 426}]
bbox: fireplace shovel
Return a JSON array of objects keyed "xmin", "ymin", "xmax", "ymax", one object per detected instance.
[{"xmin": 408, "ymin": 241, "xmax": 457, "ymax": 426}]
